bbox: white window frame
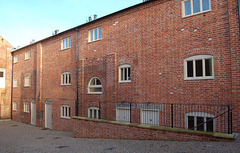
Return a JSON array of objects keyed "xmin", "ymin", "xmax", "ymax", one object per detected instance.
[
  {"xmin": 14, "ymin": 55, "xmax": 19, "ymax": 63},
  {"xmin": 88, "ymin": 77, "xmax": 102, "ymax": 94},
  {"xmin": 61, "ymin": 72, "xmax": 71, "ymax": 85},
  {"xmin": 89, "ymin": 27, "xmax": 102, "ymax": 42},
  {"xmin": 184, "ymin": 55, "xmax": 214, "ymax": 80},
  {"xmin": 13, "ymin": 79, "xmax": 18, "ymax": 88},
  {"xmin": 88, "ymin": 107, "xmax": 99, "ymax": 119},
  {"xmin": 24, "ymin": 76, "xmax": 30, "ymax": 87},
  {"xmin": 13, "ymin": 102, "xmax": 18, "ymax": 111},
  {"xmin": 61, "ymin": 105, "xmax": 71, "ymax": 119},
  {"xmin": 61, "ymin": 37, "xmax": 71, "ymax": 50},
  {"xmin": 25, "ymin": 51, "xmax": 31, "ymax": 60},
  {"xmin": 185, "ymin": 112, "xmax": 215, "ymax": 132},
  {"xmin": 24, "ymin": 103, "xmax": 30, "ymax": 113},
  {"xmin": 182, "ymin": 0, "xmax": 211, "ymax": 17},
  {"xmin": 119, "ymin": 64, "xmax": 131, "ymax": 83},
  {"xmin": 0, "ymin": 68, "xmax": 5, "ymax": 88}
]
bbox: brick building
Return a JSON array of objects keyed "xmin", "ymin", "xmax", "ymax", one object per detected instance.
[
  {"xmin": 12, "ymin": 0, "xmax": 240, "ymax": 136},
  {"xmin": 0, "ymin": 35, "xmax": 12, "ymax": 119}
]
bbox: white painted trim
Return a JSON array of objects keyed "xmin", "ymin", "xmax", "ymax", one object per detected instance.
[
  {"xmin": 0, "ymin": 68, "xmax": 6, "ymax": 88},
  {"xmin": 61, "ymin": 105, "xmax": 71, "ymax": 119},
  {"xmin": 119, "ymin": 64, "xmax": 131, "ymax": 83},
  {"xmin": 182, "ymin": 0, "xmax": 211, "ymax": 18},
  {"xmin": 88, "ymin": 107, "xmax": 99, "ymax": 119}
]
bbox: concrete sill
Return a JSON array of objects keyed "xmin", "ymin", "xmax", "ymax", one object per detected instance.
[{"xmin": 72, "ymin": 116, "xmax": 235, "ymax": 140}]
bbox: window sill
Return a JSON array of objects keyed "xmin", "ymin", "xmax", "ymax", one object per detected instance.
[
  {"xmin": 182, "ymin": 10, "xmax": 211, "ymax": 19},
  {"xmin": 24, "ymin": 111, "xmax": 30, "ymax": 113},
  {"xmin": 88, "ymin": 39, "xmax": 102, "ymax": 43},
  {"xmin": 61, "ymin": 84, "xmax": 71, "ymax": 86},
  {"xmin": 24, "ymin": 86, "xmax": 31, "ymax": 88},
  {"xmin": 119, "ymin": 80, "xmax": 131, "ymax": 83},
  {"xmin": 184, "ymin": 77, "xmax": 214, "ymax": 80},
  {"xmin": 61, "ymin": 117, "xmax": 71, "ymax": 119},
  {"xmin": 61, "ymin": 47, "xmax": 71, "ymax": 51},
  {"xmin": 24, "ymin": 58, "xmax": 30, "ymax": 61},
  {"xmin": 88, "ymin": 92, "xmax": 102, "ymax": 95}
]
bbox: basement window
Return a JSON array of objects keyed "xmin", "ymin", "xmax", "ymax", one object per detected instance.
[
  {"xmin": 88, "ymin": 107, "xmax": 99, "ymax": 119},
  {"xmin": 184, "ymin": 55, "xmax": 214, "ymax": 80},
  {"xmin": 186, "ymin": 112, "xmax": 214, "ymax": 132}
]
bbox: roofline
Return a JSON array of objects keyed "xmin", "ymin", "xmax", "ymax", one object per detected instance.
[{"xmin": 12, "ymin": 0, "xmax": 156, "ymax": 52}]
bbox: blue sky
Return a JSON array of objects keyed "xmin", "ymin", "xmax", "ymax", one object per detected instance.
[{"xmin": 0, "ymin": 0, "xmax": 142, "ymax": 47}]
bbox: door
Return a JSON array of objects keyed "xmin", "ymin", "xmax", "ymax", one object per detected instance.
[
  {"xmin": 116, "ymin": 108, "xmax": 130, "ymax": 122},
  {"xmin": 31, "ymin": 102, "xmax": 36, "ymax": 125},
  {"xmin": 141, "ymin": 110, "xmax": 159, "ymax": 126},
  {"xmin": 45, "ymin": 103, "xmax": 52, "ymax": 129}
]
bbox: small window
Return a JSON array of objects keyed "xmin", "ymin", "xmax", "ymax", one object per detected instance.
[
  {"xmin": 186, "ymin": 112, "xmax": 214, "ymax": 132},
  {"xmin": 24, "ymin": 76, "xmax": 30, "ymax": 87},
  {"xmin": 24, "ymin": 103, "xmax": 30, "ymax": 113},
  {"xmin": 25, "ymin": 51, "xmax": 31, "ymax": 60},
  {"xmin": 182, "ymin": 0, "xmax": 211, "ymax": 17},
  {"xmin": 0, "ymin": 69, "xmax": 5, "ymax": 88},
  {"xmin": 61, "ymin": 105, "xmax": 71, "ymax": 119},
  {"xmin": 61, "ymin": 72, "xmax": 71, "ymax": 85},
  {"xmin": 88, "ymin": 77, "xmax": 102, "ymax": 94},
  {"xmin": 88, "ymin": 107, "xmax": 99, "ymax": 119},
  {"xmin": 13, "ymin": 79, "xmax": 18, "ymax": 88},
  {"xmin": 13, "ymin": 102, "xmax": 18, "ymax": 111},
  {"xmin": 184, "ymin": 55, "xmax": 214, "ymax": 80},
  {"xmin": 119, "ymin": 65, "xmax": 131, "ymax": 82},
  {"xmin": 14, "ymin": 55, "xmax": 19, "ymax": 63},
  {"xmin": 62, "ymin": 37, "xmax": 71, "ymax": 50},
  {"xmin": 89, "ymin": 27, "xmax": 102, "ymax": 42}
]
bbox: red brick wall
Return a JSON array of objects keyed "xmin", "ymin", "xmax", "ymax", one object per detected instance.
[
  {"xmin": 0, "ymin": 36, "xmax": 12, "ymax": 119},
  {"xmin": 73, "ymin": 118, "xmax": 233, "ymax": 141}
]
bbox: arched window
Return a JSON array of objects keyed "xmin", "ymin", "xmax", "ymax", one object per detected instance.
[
  {"xmin": 88, "ymin": 77, "xmax": 102, "ymax": 94},
  {"xmin": 184, "ymin": 55, "xmax": 214, "ymax": 80}
]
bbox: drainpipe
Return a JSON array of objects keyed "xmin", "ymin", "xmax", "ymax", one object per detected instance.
[
  {"xmin": 11, "ymin": 51, "xmax": 13, "ymax": 119},
  {"xmin": 238, "ymin": 0, "xmax": 240, "ymax": 32},
  {"xmin": 76, "ymin": 28, "xmax": 79, "ymax": 116}
]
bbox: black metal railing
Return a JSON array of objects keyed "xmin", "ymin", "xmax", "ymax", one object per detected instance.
[{"xmin": 81, "ymin": 101, "xmax": 233, "ymax": 134}]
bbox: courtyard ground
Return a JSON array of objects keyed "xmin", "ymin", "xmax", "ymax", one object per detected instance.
[{"xmin": 0, "ymin": 120, "xmax": 239, "ymax": 153}]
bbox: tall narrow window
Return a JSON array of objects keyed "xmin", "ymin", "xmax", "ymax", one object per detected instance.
[
  {"xmin": 61, "ymin": 72, "xmax": 71, "ymax": 85},
  {"xmin": 88, "ymin": 77, "xmax": 102, "ymax": 94},
  {"xmin": 62, "ymin": 37, "xmax": 71, "ymax": 49},
  {"xmin": 24, "ymin": 103, "xmax": 30, "ymax": 113},
  {"xmin": 13, "ymin": 79, "xmax": 18, "ymax": 88},
  {"xmin": 119, "ymin": 65, "xmax": 131, "ymax": 82},
  {"xmin": 182, "ymin": 0, "xmax": 211, "ymax": 17},
  {"xmin": 184, "ymin": 55, "xmax": 214, "ymax": 80},
  {"xmin": 89, "ymin": 27, "xmax": 102, "ymax": 42},
  {"xmin": 61, "ymin": 105, "xmax": 70, "ymax": 119},
  {"xmin": 13, "ymin": 102, "xmax": 18, "ymax": 111},
  {"xmin": 25, "ymin": 51, "xmax": 31, "ymax": 60},
  {"xmin": 14, "ymin": 55, "xmax": 19, "ymax": 63},
  {"xmin": 24, "ymin": 76, "xmax": 30, "ymax": 87}
]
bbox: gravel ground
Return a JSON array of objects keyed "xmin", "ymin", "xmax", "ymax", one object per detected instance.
[{"xmin": 0, "ymin": 120, "xmax": 239, "ymax": 153}]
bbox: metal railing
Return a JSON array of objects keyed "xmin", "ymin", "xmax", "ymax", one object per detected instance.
[{"xmin": 81, "ymin": 101, "xmax": 233, "ymax": 134}]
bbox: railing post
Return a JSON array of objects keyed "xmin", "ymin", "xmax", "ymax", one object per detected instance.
[
  {"xmin": 99, "ymin": 101, "xmax": 101, "ymax": 119},
  {"xmin": 230, "ymin": 107, "xmax": 233, "ymax": 134},
  {"xmin": 228, "ymin": 105, "xmax": 230, "ymax": 134},
  {"xmin": 130, "ymin": 102, "xmax": 132, "ymax": 123},
  {"xmin": 171, "ymin": 104, "xmax": 173, "ymax": 128}
]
